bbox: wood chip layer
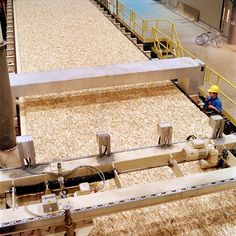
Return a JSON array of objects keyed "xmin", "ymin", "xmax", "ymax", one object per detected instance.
[
  {"xmin": 93, "ymin": 163, "xmax": 236, "ymax": 236},
  {"xmin": 14, "ymin": 0, "xmax": 236, "ymax": 235},
  {"xmin": 14, "ymin": 0, "xmax": 147, "ymax": 73},
  {"xmin": 23, "ymin": 82, "xmax": 211, "ymax": 163}
]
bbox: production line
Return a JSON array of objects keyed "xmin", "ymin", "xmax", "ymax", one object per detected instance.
[
  {"xmin": 1, "ymin": 0, "xmax": 236, "ymax": 235},
  {"xmin": 1, "ymin": 57, "xmax": 236, "ymax": 235},
  {"xmin": 0, "ymin": 119, "xmax": 236, "ymax": 235}
]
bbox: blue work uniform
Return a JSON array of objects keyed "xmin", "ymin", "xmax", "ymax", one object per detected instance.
[{"xmin": 205, "ymin": 96, "xmax": 222, "ymax": 113}]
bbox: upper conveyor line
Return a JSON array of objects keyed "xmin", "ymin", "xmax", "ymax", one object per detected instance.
[{"xmin": 0, "ymin": 134, "xmax": 235, "ymax": 194}]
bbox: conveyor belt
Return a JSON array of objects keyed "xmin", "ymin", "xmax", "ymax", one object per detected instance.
[
  {"xmin": 1, "ymin": 166, "xmax": 236, "ymax": 234},
  {"xmin": 1, "ymin": 134, "xmax": 236, "ymax": 194}
]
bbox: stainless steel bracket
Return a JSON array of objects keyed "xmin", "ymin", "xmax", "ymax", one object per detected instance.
[
  {"xmin": 96, "ymin": 131, "xmax": 111, "ymax": 157},
  {"xmin": 158, "ymin": 122, "xmax": 172, "ymax": 146},
  {"xmin": 16, "ymin": 135, "xmax": 36, "ymax": 169},
  {"xmin": 209, "ymin": 115, "xmax": 225, "ymax": 139}
]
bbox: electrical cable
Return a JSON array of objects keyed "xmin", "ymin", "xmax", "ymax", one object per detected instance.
[
  {"xmin": 20, "ymin": 165, "xmax": 107, "ymax": 195},
  {"xmin": 25, "ymin": 205, "xmax": 48, "ymax": 217},
  {"xmin": 25, "ymin": 164, "xmax": 105, "ymax": 181},
  {"xmin": 186, "ymin": 135, "xmax": 197, "ymax": 141},
  {"xmin": 15, "ymin": 171, "xmax": 114, "ymax": 195},
  {"xmin": 25, "ymin": 205, "xmax": 64, "ymax": 218},
  {"xmin": 23, "ymin": 164, "xmax": 106, "ymax": 217},
  {"xmin": 80, "ymin": 165, "xmax": 106, "ymax": 191}
]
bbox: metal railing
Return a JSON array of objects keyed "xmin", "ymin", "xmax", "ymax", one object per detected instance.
[
  {"xmin": 152, "ymin": 27, "xmax": 185, "ymax": 58},
  {"xmin": 203, "ymin": 67, "xmax": 236, "ymax": 125},
  {"xmin": 152, "ymin": 27, "xmax": 236, "ymax": 124},
  {"xmin": 98, "ymin": 0, "xmax": 180, "ymax": 44},
  {"xmin": 95, "ymin": 0, "xmax": 236, "ymax": 125},
  {"xmin": 151, "ymin": 27, "xmax": 236, "ymax": 124}
]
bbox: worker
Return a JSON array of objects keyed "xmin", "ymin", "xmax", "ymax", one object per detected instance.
[{"xmin": 204, "ymin": 85, "xmax": 222, "ymax": 114}]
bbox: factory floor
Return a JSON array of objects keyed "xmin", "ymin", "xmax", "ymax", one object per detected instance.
[{"xmin": 123, "ymin": 0, "xmax": 236, "ymax": 122}]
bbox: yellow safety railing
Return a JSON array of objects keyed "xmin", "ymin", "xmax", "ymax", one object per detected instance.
[
  {"xmin": 104, "ymin": 0, "xmax": 180, "ymax": 44},
  {"xmin": 152, "ymin": 27, "xmax": 185, "ymax": 58},
  {"xmin": 203, "ymin": 67, "xmax": 236, "ymax": 125},
  {"xmin": 152, "ymin": 29, "xmax": 236, "ymax": 125},
  {"xmin": 151, "ymin": 27, "xmax": 236, "ymax": 124},
  {"xmin": 96, "ymin": 0, "xmax": 236, "ymax": 125},
  {"xmin": 204, "ymin": 67, "xmax": 236, "ymax": 106}
]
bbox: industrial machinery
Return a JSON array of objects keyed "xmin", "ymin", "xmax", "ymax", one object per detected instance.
[
  {"xmin": 2, "ymin": 56, "xmax": 236, "ymax": 234},
  {"xmin": 0, "ymin": 57, "xmax": 236, "ymax": 235},
  {"xmin": 0, "ymin": 115, "xmax": 236, "ymax": 235}
]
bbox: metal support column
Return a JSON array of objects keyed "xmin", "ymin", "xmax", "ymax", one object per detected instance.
[
  {"xmin": 0, "ymin": 23, "xmax": 16, "ymax": 151},
  {"xmin": 228, "ymin": 0, "xmax": 236, "ymax": 44}
]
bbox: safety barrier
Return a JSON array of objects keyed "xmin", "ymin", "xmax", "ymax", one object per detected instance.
[
  {"xmin": 95, "ymin": 0, "xmax": 236, "ymax": 125},
  {"xmin": 203, "ymin": 67, "xmax": 236, "ymax": 125},
  {"xmin": 151, "ymin": 26, "xmax": 236, "ymax": 124},
  {"xmin": 152, "ymin": 26, "xmax": 236, "ymax": 124},
  {"xmin": 152, "ymin": 27, "xmax": 184, "ymax": 59},
  {"xmin": 98, "ymin": 0, "xmax": 180, "ymax": 44}
]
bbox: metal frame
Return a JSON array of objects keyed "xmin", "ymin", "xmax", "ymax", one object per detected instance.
[
  {"xmin": 0, "ymin": 134, "xmax": 235, "ymax": 193},
  {"xmin": 96, "ymin": 131, "xmax": 111, "ymax": 157},
  {"xmin": 158, "ymin": 121, "xmax": 173, "ymax": 146},
  {"xmin": 10, "ymin": 58, "xmax": 205, "ymax": 98},
  {"xmin": 0, "ymin": 130, "xmax": 235, "ymax": 234},
  {"xmin": 1, "ymin": 166, "xmax": 236, "ymax": 234},
  {"xmin": 209, "ymin": 115, "xmax": 225, "ymax": 138},
  {"xmin": 16, "ymin": 135, "xmax": 36, "ymax": 169}
]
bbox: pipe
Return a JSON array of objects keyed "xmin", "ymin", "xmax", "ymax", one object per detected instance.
[
  {"xmin": 0, "ymin": 24, "xmax": 16, "ymax": 151},
  {"xmin": 64, "ymin": 206, "xmax": 75, "ymax": 236},
  {"xmin": 57, "ymin": 162, "xmax": 67, "ymax": 198},
  {"xmin": 228, "ymin": 0, "xmax": 236, "ymax": 44}
]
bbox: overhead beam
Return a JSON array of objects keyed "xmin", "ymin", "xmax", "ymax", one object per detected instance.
[{"xmin": 10, "ymin": 57, "xmax": 205, "ymax": 97}]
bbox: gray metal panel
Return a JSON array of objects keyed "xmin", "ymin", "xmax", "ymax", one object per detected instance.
[{"xmin": 10, "ymin": 57, "xmax": 205, "ymax": 97}]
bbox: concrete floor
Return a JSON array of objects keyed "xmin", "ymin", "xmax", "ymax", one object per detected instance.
[{"xmin": 122, "ymin": 0, "xmax": 236, "ymax": 122}]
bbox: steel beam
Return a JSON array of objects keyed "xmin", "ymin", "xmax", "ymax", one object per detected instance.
[
  {"xmin": 0, "ymin": 134, "xmax": 235, "ymax": 194},
  {"xmin": 10, "ymin": 57, "xmax": 205, "ymax": 97}
]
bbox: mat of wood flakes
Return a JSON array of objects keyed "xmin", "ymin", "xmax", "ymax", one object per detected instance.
[
  {"xmin": 23, "ymin": 81, "xmax": 211, "ymax": 162},
  {"xmin": 94, "ymin": 164, "xmax": 236, "ymax": 236},
  {"xmin": 14, "ymin": 0, "xmax": 146, "ymax": 73},
  {"xmin": 23, "ymin": 82, "xmax": 236, "ymax": 235},
  {"xmin": 15, "ymin": 0, "xmax": 236, "ymax": 235}
]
